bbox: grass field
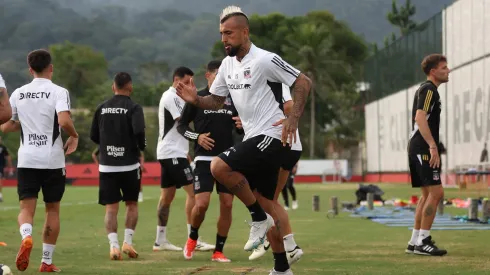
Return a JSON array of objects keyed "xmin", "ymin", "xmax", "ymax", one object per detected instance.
[{"xmin": 0, "ymin": 183, "xmax": 489, "ymax": 274}]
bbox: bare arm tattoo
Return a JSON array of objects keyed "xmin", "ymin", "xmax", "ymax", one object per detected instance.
[
  {"xmin": 290, "ymin": 74, "xmax": 312, "ymax": 118},
  {"xmin": 424, "ymin": 205, "xmax": 434, "ymax": 217},
  {"xmin": 195, "ymin": 94, "xmax": 226, "ymax": 111},
  {"xmin": 157, "ymin": 204, "xmax": 170, "ymax": 226}
]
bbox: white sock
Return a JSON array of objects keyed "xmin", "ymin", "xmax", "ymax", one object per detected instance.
[
  {"xmin": 124, "ymin": 229, "xmax": 134, "ymax": 245},
  {"xmin": 108, "ymin": 232, "xmax": 119, "ymax": 249},
  {"xmin": 417, "ymin": 229, "xmax": 430, "ymax": 245},
  {"xmin": 187, "ymin": 224, "xmax": 191, "ymax": 236},
  {"xmin": 20, "ymin": 223, "xmax": 33, "ymax": 240},
  {"xmin": 283, "ymin": 234, "xmax": 298, "ymax": 252},
  {"xmin": 409, "ymin": 229, "xmax": 419, "ymax": 245},
  {"xmin": 155, "ymin": 226, "xmax": 166, "ymax": 245},
  {"xmin": 42, "ymin": 243, "xmax": 55, "ymax": 265},
  {"xmin": 0, "ymin": 192, "xmax": 3, "ymax": 198}
]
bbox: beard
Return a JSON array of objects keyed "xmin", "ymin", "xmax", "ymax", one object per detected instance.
[{"xmin": 225, "ymin": 45, "xmax": 241, "ymax": 57}]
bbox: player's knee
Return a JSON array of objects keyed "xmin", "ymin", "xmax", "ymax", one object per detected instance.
[
  {"xmin": 125, "ymin": 201, "xmax": 138, "ymax": 210},
  {"xmin": 195, "ymin": 199, "xmax": 209, "ymax": 214},
  {"xmin": 45, "ymin": 202, "xmax": 60, "ymax": 213},
  {"xmin": 220, "ymin": 198, "xmax": 233, "ymax": 210}
]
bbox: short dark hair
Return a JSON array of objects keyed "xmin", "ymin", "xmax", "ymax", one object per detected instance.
[
  {"xmin": 421, "ymin": 54, "xmax": 447, "ymax": 75},
  {"xmin": 114, "ymin": 72, "xmax": 132, "ymax": 89},
  {"xmin": 207, "ymin": 60, "xmax": 222, "ymax": 72},
  {"xmin": 173, "ymin": 67, "xmax": 194, "ymax": 80},
  {"xmin": 27, "ymin": 49, "xmax": 52, "ymax": 73}
]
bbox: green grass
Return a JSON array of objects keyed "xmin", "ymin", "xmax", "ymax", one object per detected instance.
[{"xmin": 0, "ymin": 183, "xmax": 489, "ymax": 274}]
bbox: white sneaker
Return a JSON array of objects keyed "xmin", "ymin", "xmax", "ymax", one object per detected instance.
[
  {"xmin": 269, "ymin": 268, "xmax": 293, "ymax": 275},
  {"xmin": 196, "ymin": 237, "xmax": 215, "ymax": 251},
  {"xmin": 284, "ymin": 206, "xmax": 289, "ymax": 211},
  {"xmin": 287, "ymin": 246, "xmax": 303, "ymax": 265},
  {"xmin": 292, "ymin": 201, "xmax": 298, "ymax": 210},
  {"xmin": 244, "ymin": 213, "xmax": 274, "ymax": 251},
  {"xmin": 249, "ymin": 239, "xmax": 270, "ymax": 260},
  {"xmin": 153, "ymin": 241, "xmax": 183, "ymax": 251},
  {"xmin": 138, "ymin": 192, "xmax": 143, "ymax": 202}
]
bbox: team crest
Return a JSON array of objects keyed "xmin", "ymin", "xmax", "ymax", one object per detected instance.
[
  {"xmin": 433, "ymin": 170, "xmax": 440, "ymax": 181},
  {"xmin": 184, "ymin": 168, "xmax": 193, "ymax": 181},
  {"xmin": 194, "ymin": 176, "xmax": 200, "ymax": 190},
  {"xmin": 224, "ymin": 96, "xmax": 232, "ymax": 106},
  {"xmin": 244, "ymin": 68, "xmax": 251, "ymax": 79}
]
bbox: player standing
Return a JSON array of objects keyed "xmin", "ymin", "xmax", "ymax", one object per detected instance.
[
  {"xmin": 176, "ymin": 6, "xmax": 311, "ymax": 274},
  {"xmin": 153, "ymin": 67, "xmax": 213, "ymax": 252},
  {"xmin": 177, "ymin": 60, "xmax": 242, "ymax": 262},
  {"xmin": 282, "ymin": 163, "xmax": 298, "ymax": 210},
  {"xmin": 0, "ymin": 137, "xmax": 14, "ymax": 202},
  {"xmin": 406, "ymin": 54, "xmax": 449, "ymax": 256},
  {"xmin": 1, "ymin": 49, "xmax": 78, "ymax": 272},
  {"xmin": 90, "ymin": 72, "xmax": 146, "ymax": 260},
  {"xmin": 0, "ymin": 73, "xmax": 13, "ymax": 124}
]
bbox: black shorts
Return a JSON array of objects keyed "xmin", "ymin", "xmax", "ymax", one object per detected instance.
[
  {"xmin": 99, "ymin": 168, "xmax": 141, "ymax": 205},
  {"xmin": 159, "ymin": 158, "xmax": 193, "ymax": 189},
  {"xmin": 408, "ymin": 153, "xmax": 442, "ymax": 188},
  {"xmin": 193, "ymin": 160, "xmax": 231, "ymax": 195},
  {"xmin": 281, "ymin": 150, "xmax": 301, "ymax": 171},
  {"xmin": 218, "ymin": 135, "xmax": 289, "ymax": 200},
  {"xmin": 17, "ymin": 168, "xmax": 66, "ymax": 203}
]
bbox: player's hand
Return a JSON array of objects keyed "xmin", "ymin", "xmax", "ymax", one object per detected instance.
[
  {"xmin": 198, "ymin": 132, "xmax": 215, "ymax": 151},
  {"xmin": 429, "ymin": 147, "xmax": 440, "ymax": 168},
  {"xmin": 176, "ymin": 77, "xmax": 198, "ymax": 104},
  {"xmin": 64, "ymin": 136, "xmax": 78, "ymax": 155},
  {"xmin": 233, "ymin": 116, "xmax": 242, "ymax": 129},
  {"xmin": 273, "ymin": 116, "xmax": 299, "ymax": 147}
]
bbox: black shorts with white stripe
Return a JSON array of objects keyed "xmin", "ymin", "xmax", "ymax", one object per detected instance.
[{"xmin": 217, "ymin": 135, "xmax": 290, "ymax": 200}]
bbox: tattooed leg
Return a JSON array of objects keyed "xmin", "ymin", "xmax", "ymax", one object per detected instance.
[
  {"xmin": 420, "ymin": 185, "xmax": 444, "ymax": 230},
  {"xmin": 44, "ymin": 202, "xmax": 61, "ymax": 245},
  {"xmin": 210, "ymin": 158, "xmax": 256, "ymax": 206}
]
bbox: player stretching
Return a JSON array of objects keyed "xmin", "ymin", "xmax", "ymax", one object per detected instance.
[
  {"xmin": 406, "ymin": 54, "xmax": 449, "ymax": 256},
  {"xmin": 177, "ymin": 60, "xmax": 242, "ymax": 262},
  {"xmin": 1, "ymin": 49, "xmax": 78, "ymax": 272},
  {"xmin": 176, "ymin": 6, "xmax": 311, "ymax": 274},
  {"xmin": 0, "ymin": 137, "xmax": 13, "ymax": 202},
  {"xmin": 92, "ymin": 147, "xmax": 145, "ymax": 202},
  {"xmin": 90, "ymin": 72, "xmax": 146, "ymax": 260},
  {"xmin": 154, "ymin": 67, "xmax": 214, "ymax": 252},
  {"xmin": 250, "ymin": 85, "xmax": 303, "ymax": 264}
]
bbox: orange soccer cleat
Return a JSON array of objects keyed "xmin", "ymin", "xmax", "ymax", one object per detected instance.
[
  {"xmin": 211, "ymin": 251, "xmax": 231, "ymax": 263},
  {"xmin": 15, "ymin": 236, "xmax": 33, "ymax": 271},
  {"xmin": 122, "ymin": 242, "xmax": 139, "ymax": 259},
  {"xmin": 110, "ymin": 247, "xmax": 122, "ymax": 261},
  {"xmin": 39, "ymin": 262, "xmax": 61, "ymax": 272},
  {"xmin": 183, "ymin": 238, "xmax": 197, "ymax": 260}
]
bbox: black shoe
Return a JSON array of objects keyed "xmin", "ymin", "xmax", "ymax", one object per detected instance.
[
  {"xmin": 405, "ymin": 243, "xmax": 415, "ymax": 254},
  {"xmin": 414, "ymin": 236, "xmax": 447, "ymax": 256}
]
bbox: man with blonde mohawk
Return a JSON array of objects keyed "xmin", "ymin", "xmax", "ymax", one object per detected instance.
[{"xmin": 176, "ymin": 6, "xmax": 311, "ymax": 275}]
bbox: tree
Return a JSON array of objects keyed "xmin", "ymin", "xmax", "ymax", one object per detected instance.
[{"xmin": 386, "ymin": 0, "xmax": 418, "ymax": 36}]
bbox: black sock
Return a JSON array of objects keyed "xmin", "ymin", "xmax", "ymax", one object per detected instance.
[
  {"xmin": 282, "ymin": 187, "xmax": 289, "ymax": 207},
  {"xmin": 214, "ymin": 234, "xmax": 227, "ymax": 253},
  {"xmin": 189, "ymin": 226, "xmax": 199, "ymax": 241},
  {"xmin": 246, "ymin": 201, "xmax": 267, "ymax": 222},
  {"xmin": 273, "ymin": 252, "xmax": 289, "ymax": 272},
  {"xmin": 289, "ymin": 185, "xmax": 297, "ymax": 201}
]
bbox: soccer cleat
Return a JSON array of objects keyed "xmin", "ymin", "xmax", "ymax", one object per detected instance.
[
  {"xmin": 287, "ymin": 246, "xmax": 303, "ymax": 265},
  {"xmin": 405, "ymin": 243, "xmax": 415, "ymax": 254},
  {"xmin": 153, "ymin": 241, "xmax": 183, "ymax": 251},
  {"xmin": 249, "ymin": 239, "xmax": 270, "ymax": 260},
  {"xmin": 183, "ymin": 238, "xmax": 197, "ymax": 260},
  {"xmin": 292, "ymin": 201, "xmax": 298, "ymax": 210},
  {"xmin": 39, "ymin": 263, "xmax": 61, "ymax": 272},
  {"xmin": 122, "ymin": 242, "xmax": 139, "ymax": 258},
  {"xmin": 15, "ymin": 235, "xmax": 33, "ymax": 271},
  {"xmin": 414, "ymin": 236, "xmax": 447, "ymax": 256},
  {"xmin": 211, "ymin": 251, "xmax": 231, "ymax": 263},
  {"xmin": 110, "ymin": 247, "xmax": 122, "ymax": 260},
  {"xmin": 244, "ymin": 213, "xmax": 274, "ymax": 251},
  {"xmin": 196, "ymin": 237, "xmax": 215, "ymax": 251},
  {"xmin": 269, "ymin": 268, "xmax": 294, "ymax": 275}
]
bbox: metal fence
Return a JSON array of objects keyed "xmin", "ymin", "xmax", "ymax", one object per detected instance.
[{"xmin": 364, "ymin": 11, "xmax": 443, "ymax": 103}]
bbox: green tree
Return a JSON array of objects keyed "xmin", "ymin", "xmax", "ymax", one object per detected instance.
[{"xmin": 386, "ymin": 0, "xmax": 418, "ymax": 36}]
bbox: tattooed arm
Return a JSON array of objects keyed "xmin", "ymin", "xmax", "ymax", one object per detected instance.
[
  {"xmin": 289, "ymin": 73, "xmax": 312, "ymax": 119},
  {"xmin": 194, "ymin": 94, "xmax": 226, "ymax": 110}
]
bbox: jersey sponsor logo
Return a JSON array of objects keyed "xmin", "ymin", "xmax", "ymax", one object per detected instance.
[
  {"xmin": 106, "ymin": 145, "xmax": 125, "ymax": 157},
  {"xmin": 227, "ymin": 83, "xmax": 252, "ymax": 90},
  {"xmin": 101, "ymin": 108, "xmax": 128, "ymax": 115},
  {"xmin": 28, "ymin": 133, "xmax": 48, "ymax": 147},
  {"xmin": 19, "ymin": 92, "xmax": 51, "ymax": 100},
  {"xmin": 204, "ymin": 109, "xmax": 233, "ymax": 115}
]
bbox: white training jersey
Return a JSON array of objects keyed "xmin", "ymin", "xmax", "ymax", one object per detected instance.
[
  {"xmin": 210, "ymin": 44, "xmax": 301, "ymax": 141},
  {"xmin": 0, "ymin": 73, "xmax": 5, "ymax": 89},
  {"xmin": 157, "ymin": 86, "xmax": 189, "ymax": 159},
  {"xmin": 10, "ymin": 78, "xmax": 70, "ymax": 169},
  {"xmin": 281, "ymin": 84, "xmax": 302, "ymax": 151}
]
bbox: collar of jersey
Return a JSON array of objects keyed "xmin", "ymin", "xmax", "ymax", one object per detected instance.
[
  {"xmin": 234, "ymin": 43, "xmax": 257, "ymax": 64},
  {"xmin": 168, "ymin": 86, "xmax": 177, "ymax": 93},
  {"xmin": 31, "ymin": 78, "xmax": 52, "ymax": 83}
]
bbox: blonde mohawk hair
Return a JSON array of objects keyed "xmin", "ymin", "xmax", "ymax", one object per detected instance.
[{"xmin": 220, "ymin": 5, "xmax": 248, "ymax": 22}]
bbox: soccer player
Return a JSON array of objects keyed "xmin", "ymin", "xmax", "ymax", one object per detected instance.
[
  {"xmin": 176, "ymin": 6, "xmax": 311, "ymax": 274},
  {"xmin": 90, "ymin": 72, "xmax": 146, "ymax": 260},
  {"xmin": 1, "ymin": 49, "xmax": 78, "ymax": 272},
  {"xmin": 92, "ymin": 146, "xmax": 145, "ymax": 202},
  {"xmin": 282, "ymin": 163, "xmax": 298, "ymax": 210},
  {"xmin": 406, "ymin": 54, "xmax": 449, "ymax": 256},
  {"xmin": 0, "ymin": 73, "xmax": 13, "ymax": 124},
  {"xmin": 154, "ymin": 67, "xmax": 213, "ymax": 252},
  {"xmin": 177, "ymin": 60, "xmax": 242, "ymax": 262},
  {"xmin": 0, "ymin": 136, "xmax": 14, "ymax": 202}
]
